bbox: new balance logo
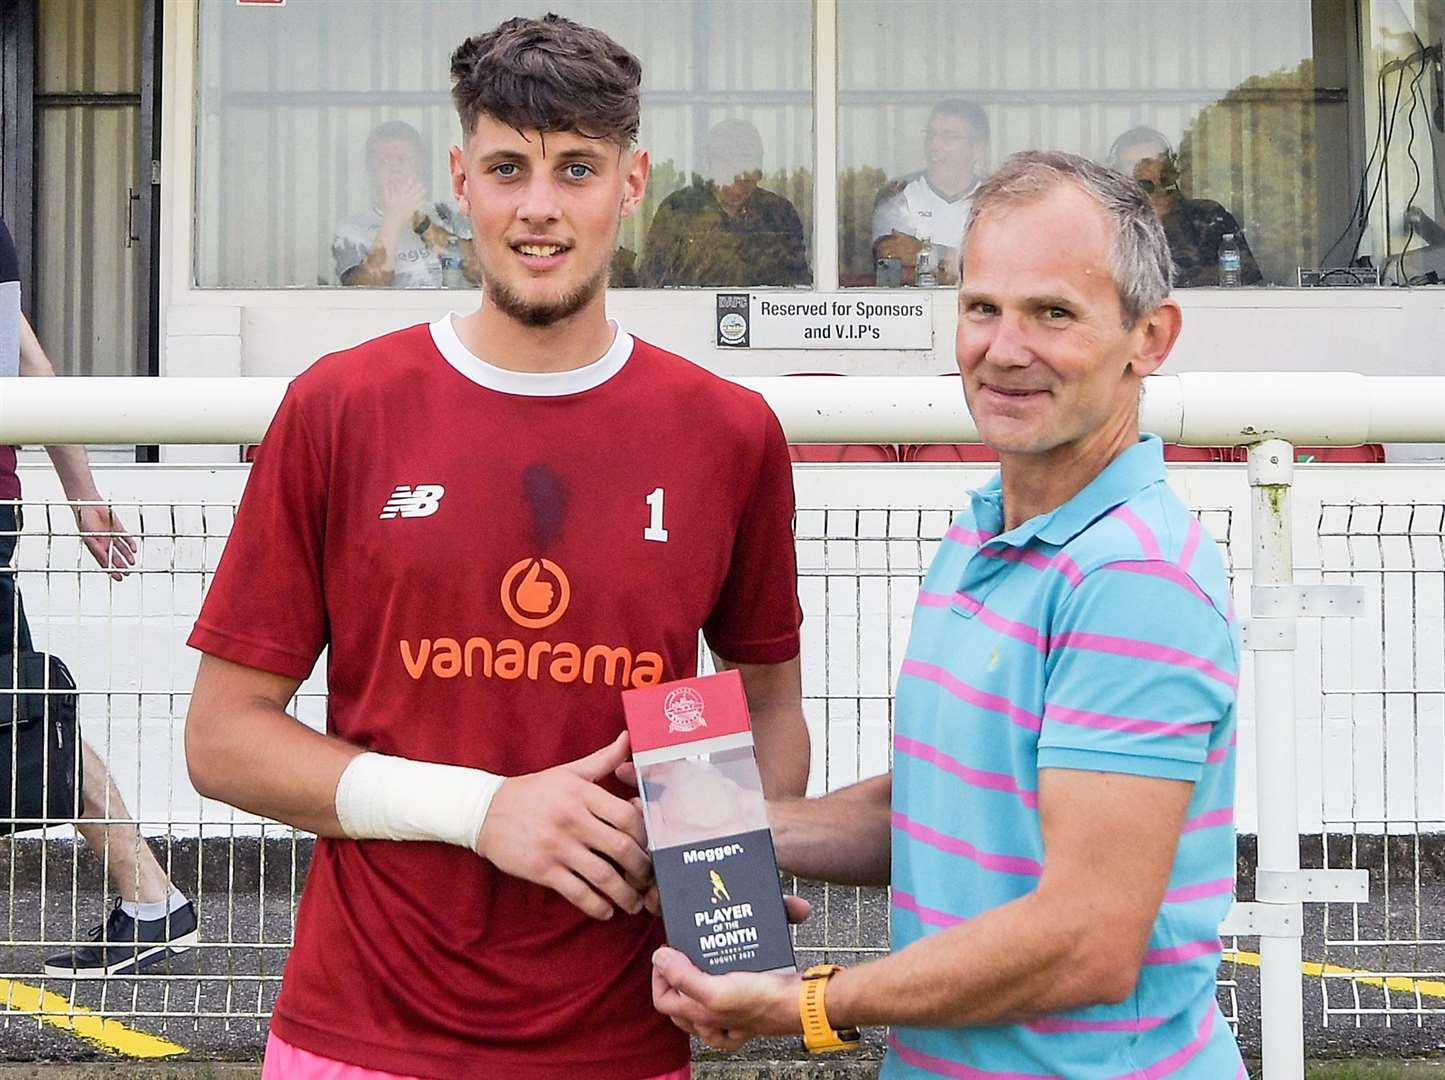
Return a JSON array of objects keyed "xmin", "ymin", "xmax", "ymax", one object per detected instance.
[{"xmin": 380, "ymin": 484, "xmax": 445, "ymax": 520}]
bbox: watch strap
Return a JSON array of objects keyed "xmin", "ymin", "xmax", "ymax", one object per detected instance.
[{"xmin": 799, "ymin": 964, "xmax": 861, "ymax": 1054}]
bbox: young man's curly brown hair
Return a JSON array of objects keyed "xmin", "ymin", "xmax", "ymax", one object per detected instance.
[{"xmin": 450, "ymin": 14, "xmax": 641, "ymax": 146}]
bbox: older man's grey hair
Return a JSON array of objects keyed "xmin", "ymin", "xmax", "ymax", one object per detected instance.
[{"xmin": 961, "ymin": 150, "xmax": 1173, "ymax": 327}]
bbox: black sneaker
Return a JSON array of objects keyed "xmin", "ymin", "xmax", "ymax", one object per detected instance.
[{"xmin": 43, "ymin": 899, "xmax": 199, "ymax": 978}]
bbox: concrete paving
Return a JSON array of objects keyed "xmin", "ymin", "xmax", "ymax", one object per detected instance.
[{"xmin": 1, "ymin": 838, "xmax": 1442, "ymax": 1069}]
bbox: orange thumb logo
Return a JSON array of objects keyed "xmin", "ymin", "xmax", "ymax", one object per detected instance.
[
  {"xmin": 501, "ymin": 557, "xmax": 570, "ymax": 629},
  {"xmin": 516, "ymin": 560, "xmax": 553, "ymax": 615}
]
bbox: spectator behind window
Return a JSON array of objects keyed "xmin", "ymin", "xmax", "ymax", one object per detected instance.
[
  {"xmin": 639, "ymin": 118, "xmax": 808, "ymax": 287},
  {"xmin": 332, "ymin": 120, "xmax": 481, "ymax": 288},
  {"xmin": 871, "ymin": 98, "xmax": 990, "ymax": 286},
  {"xmin": 1107, "ymin": 126, "xmax": 1263, "ymax": 287}
]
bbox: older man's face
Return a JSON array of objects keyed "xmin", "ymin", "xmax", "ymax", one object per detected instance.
[{"xmin": 955, "ymin": 184, "xmax": 1147, "ymax": 458}]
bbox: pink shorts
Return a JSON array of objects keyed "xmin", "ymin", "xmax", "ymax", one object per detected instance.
[{"xmin": 262, "ymin": 1032, "xmax": 690, "ymax": 1080}]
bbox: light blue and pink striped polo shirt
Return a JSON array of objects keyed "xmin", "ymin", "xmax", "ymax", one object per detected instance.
[{"xmin": 886, "ymin": 434, "xmax": 1243, "ymax": 1080}]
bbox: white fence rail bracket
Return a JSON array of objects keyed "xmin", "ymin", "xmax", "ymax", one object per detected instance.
[
  {"xmin": 1254, "ymin": 870, "xmax": 1370, "ymax": 904},
  {"xmin": 1250, "ymin": 585, "xmax": 1366, "ymax": 618},
  {"xmin": 1240, "ymin": 619, "xmax": 1297, "ymax": 651},
  {"xmin": 1220, "ymin": 902, "xmax": 1305, "ymax": 939}
]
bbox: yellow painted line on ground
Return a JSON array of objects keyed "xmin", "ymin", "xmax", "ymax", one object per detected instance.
[
  {"xmin": 1224, "ymin": 950, "xmax": 1445, "ymax": 1000},
  {"xmin": 0, "ymin": 977, "xmax": 186, "ymax": 1058}
]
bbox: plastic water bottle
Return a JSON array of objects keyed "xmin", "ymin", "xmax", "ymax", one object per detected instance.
[
  {"xmin": 440, "ymin": 237, "xmax": 466, "ymax": 289},
  {"xmin": 1219, "ymin": 233, "xmax": 1242, "ymax": 287},
  {"xmin": 915, "ymin": 237, "xmax": 938, "ymax": 288}
]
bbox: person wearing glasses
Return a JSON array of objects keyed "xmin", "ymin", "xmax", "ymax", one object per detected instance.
[
  {"xmin": 871, "ymin": 99, "xmax": 990, "ymax": 286},
  {"xmin": 1107, "ymin": 126, "xmax": 1262, "ymax": 287}
]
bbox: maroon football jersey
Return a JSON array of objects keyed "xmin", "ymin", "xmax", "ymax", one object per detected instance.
[{"xmin": 189, "ymin": 317, "xmax": 802, "ymax": 1079}]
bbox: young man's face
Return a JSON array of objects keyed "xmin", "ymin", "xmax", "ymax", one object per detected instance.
[
  {"xmin": 955, "ymin": 183, "xmax": 1173, "ymax": 458},
  {"xmin": 450, "ymin": 113, "xmax": 649, "ymax": 327}
]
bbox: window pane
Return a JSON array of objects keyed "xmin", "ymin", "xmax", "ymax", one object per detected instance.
[
  {"xmin": 194, "ymin": 0, "xmax": 813, "ymax": 289},
  {"xmin": 837, "ymin": 0, "xmax": 1364, "ymax": 289},
  {"xmin": 1363, "ymin": 0, "xmax": 1445, "ymax": 285}
]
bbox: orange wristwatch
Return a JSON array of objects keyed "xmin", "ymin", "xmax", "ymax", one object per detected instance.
[{"xmin": 799, "ymin": 964, "xmax": 862, "ymax": 1054}]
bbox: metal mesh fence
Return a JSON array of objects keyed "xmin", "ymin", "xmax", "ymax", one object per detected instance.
[
  {"xmin": 2, "ymin": 499, "xmax": 310, "ymax": 1034},
  {"xmin": 1314, "ymin": 502, "xmax": 1445, "ymax": 1027},
  {"xmin": 1, "ymin": 483, "xmax": 1436, "ymax": 1056}
]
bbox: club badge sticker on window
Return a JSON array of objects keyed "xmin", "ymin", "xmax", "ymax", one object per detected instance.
[
  {"xmin": 716, "ymin": 293, "xmax": 751, "ymax": 348},
  {"xmin": 622, "ymin": 670, "xmax": 795, "ymax": 975}
]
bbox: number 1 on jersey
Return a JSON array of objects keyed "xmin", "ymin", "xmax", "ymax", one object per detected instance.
[{"xmin": 644, "ymin": 487, "xmax": 669, "ymax": 542}]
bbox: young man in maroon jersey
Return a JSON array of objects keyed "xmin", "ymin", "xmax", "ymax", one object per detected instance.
[{"xmin": 184, "ymin": 15, "xmax": 807, "ymax": 1080}]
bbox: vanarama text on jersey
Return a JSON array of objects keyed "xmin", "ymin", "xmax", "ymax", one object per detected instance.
[{"xmin": 399, "ymin": 635, "xmax": 664, "ymax": 688}]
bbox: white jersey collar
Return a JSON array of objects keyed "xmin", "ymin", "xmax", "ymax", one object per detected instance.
[
  {"xmin": 429, "ymin": 312, "xmax": 634, "ymax": 397},
  {"xmin": 912, "ymin": 174, "xmax": 980, "ymax": 205}
]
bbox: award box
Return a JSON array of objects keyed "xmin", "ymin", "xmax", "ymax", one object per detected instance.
[{"xmin": 622, "ymin": 670, "xmax": 795, "ymax": 975}]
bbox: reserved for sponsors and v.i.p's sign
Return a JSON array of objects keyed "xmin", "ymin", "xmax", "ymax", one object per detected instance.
[{"xmin": 717, "ymin": 292, "xmax": 933, "ymax": 350}]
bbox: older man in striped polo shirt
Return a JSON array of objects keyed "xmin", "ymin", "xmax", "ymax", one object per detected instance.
[{"xmin": 652, "ymin": 150, "xmax": 1245, "ymax": 1079}]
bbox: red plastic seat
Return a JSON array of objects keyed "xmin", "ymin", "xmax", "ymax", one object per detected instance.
[
  {"xmin": 1296, "ymin": 445, "xmax": 1386, "ymax": 463},
  {"xmin": 902, "ymin": 443, "xmax": 997, "ymax": 462},
  {"xmin": 1163, "ymin": 445, "xmax": 1227, "ymax": 462},
  {"xmin": 1162, "ymin": 444, "xmax": 1385, "ymax": 463},
  {"xmin": 789, "ymin": 443, "xmax": 901, "ymax": 463}
]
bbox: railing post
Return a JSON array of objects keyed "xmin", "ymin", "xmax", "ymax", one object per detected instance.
[{"xmin": 1246, "ymin": 439, "xmax": 1305, "ymax": 1080}]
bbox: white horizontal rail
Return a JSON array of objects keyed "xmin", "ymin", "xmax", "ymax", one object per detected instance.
[{"xmin": 2, "ymin": 373, "xmax": 1443, "ymax": 445}]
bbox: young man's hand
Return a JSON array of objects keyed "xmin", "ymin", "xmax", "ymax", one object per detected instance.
[
  {"xmin": 75, "ymin": 504, "xmax": 138, "ymax": 581},
  {"xmin": 477, "ymin": 732, "xmax": 654, "ymax": 921}
]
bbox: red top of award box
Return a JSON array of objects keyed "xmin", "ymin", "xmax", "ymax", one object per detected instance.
[{"xmin": 621, "ymin": 669, "xmax": 752, "ymax": 753}]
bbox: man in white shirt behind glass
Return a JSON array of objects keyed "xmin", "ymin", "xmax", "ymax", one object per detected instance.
[{"xmin": 872, "ymin": 98, "xmax": 990, "ymax": 286}]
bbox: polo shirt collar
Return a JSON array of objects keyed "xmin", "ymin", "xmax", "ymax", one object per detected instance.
[{"xmin": 967, "ymin": 435, "xmax": 1166, "ymax": 550}]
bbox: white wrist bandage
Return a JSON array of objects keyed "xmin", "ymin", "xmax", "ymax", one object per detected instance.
[{"xmin": 334, "ymin": 752, "xmax": 504, "ymax": 851}]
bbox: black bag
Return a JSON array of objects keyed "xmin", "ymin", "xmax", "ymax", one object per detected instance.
[{"xmin": 1, "ymin": 651, "xmax": 83, "ymax": 835}]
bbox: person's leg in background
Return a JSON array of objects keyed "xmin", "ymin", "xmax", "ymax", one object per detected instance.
[
  {"xmin": 38, "ymin": 746, "xmax": 200, "ymax": 977},
  {"xmin": 41, "ymin": 736, "xmax": 200, "ymax": 977},
  {"xmin": 75, "ymin": 735, "xmax": 196, "ymax": 907},
  {"xmin": 2, "ymin": 503, "xmax": 199, "ymax": 978},
  {"xmin": 42, "ymin": 738, "xmax": 200, "ymax": 977},
  {"xmin": 74, "ymin": 740, "xmax": 175, "ymax": 906}
]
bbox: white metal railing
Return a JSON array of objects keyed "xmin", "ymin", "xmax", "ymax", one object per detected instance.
[
  {"xmin": 2, "ymin": 373, "xmax": 1445, "ymax": 445},
  {"xmin": 3, "ymin": 375, "xmax": 1445, "ymax": 1078}
]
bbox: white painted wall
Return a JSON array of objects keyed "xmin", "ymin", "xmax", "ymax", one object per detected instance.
[{"xmin": 160, "ymin": 285, "xmax": 1445, "ymax": 380}]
